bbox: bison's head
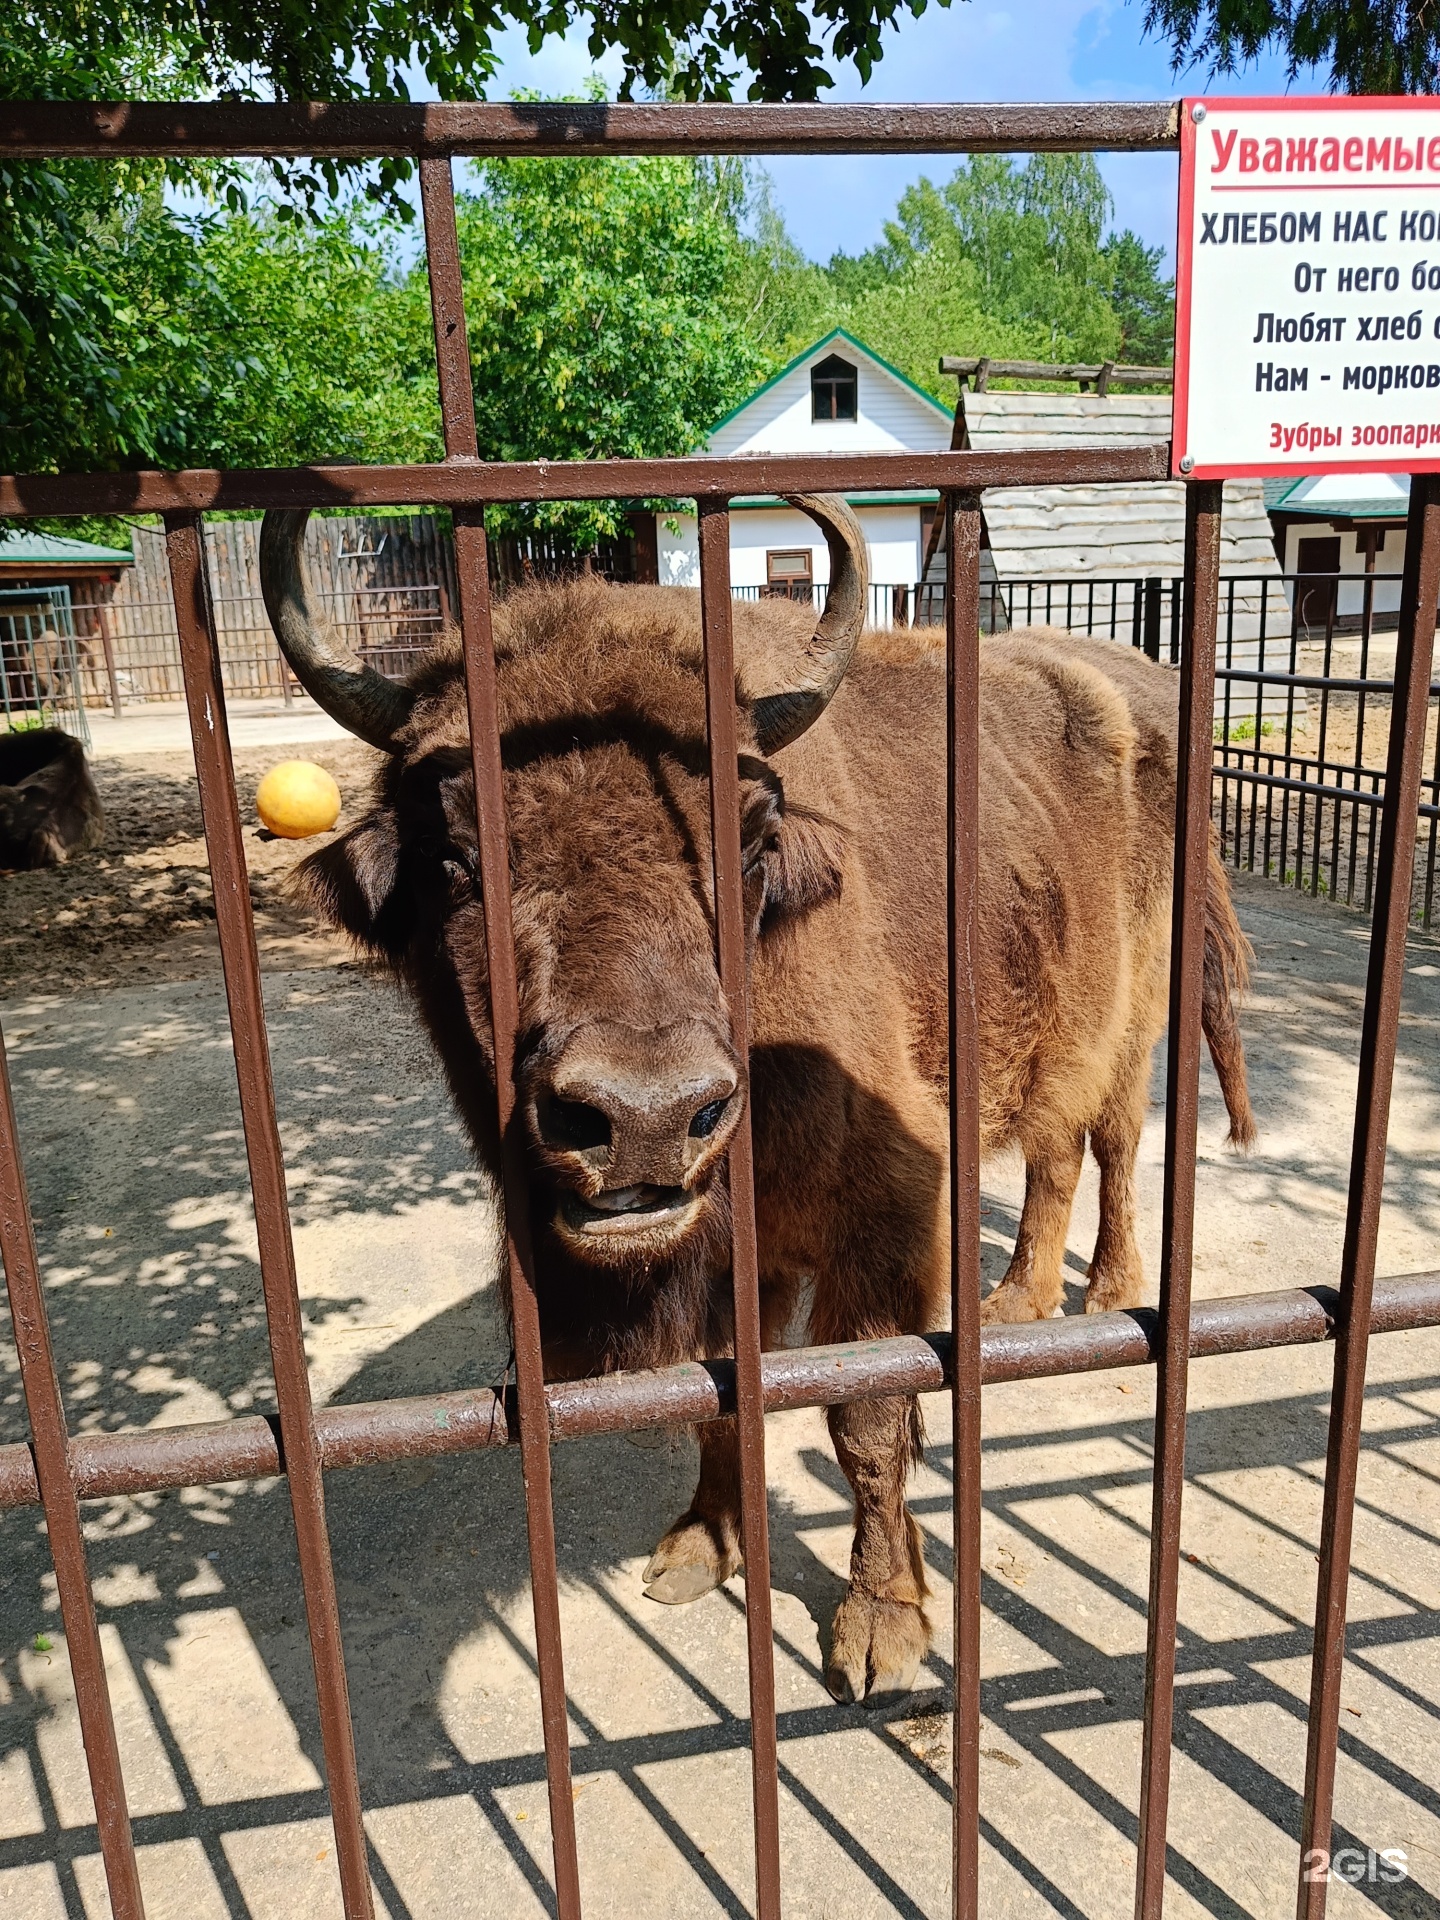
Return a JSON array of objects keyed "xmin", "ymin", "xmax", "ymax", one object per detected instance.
[{"xmin": 259, "ymin": 498, "xmax": 864, "ymax": 1366}]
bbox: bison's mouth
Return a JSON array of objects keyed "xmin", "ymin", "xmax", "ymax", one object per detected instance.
[{"xmin": 556, "ymin": 1183, "xmax": 702, "ymax": 1244}]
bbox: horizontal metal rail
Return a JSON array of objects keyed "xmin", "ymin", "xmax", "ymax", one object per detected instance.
[
  {"xmin": 0, "ymin": 99, "xmax": 1182, "ymax": 160},
  {"xmin": 1, "ymin": 1272, "xmax": 1435, "ymax": 1515},
  {"xmin": 0, "ymin": 444, "xmax": 1172, "ymax": 519},
  {"xmin": 1214, "ymin": 761, "xmax": 1440, "ymax": 822},
  {"xmin": 1216, "ymin": 667, "xmax": 1440, "ymax": 696}
]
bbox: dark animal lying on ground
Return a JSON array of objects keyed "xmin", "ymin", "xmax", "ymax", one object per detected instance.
[
  {"xmin": 0, "ymin": 726, "xmax": 104, "ymax": 869},
  {"xmin": 259, "ymin": 496, "xmax": 1254, "ymax": 1703}
]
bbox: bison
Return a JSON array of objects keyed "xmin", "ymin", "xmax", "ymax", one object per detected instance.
[
  {"xmin": 259, "ymin": 495, "xmax": 1253, "ymax": 1703},
  {"xmin": 0, "ymin": 726, "xmax": 104, "ymax": 870}
]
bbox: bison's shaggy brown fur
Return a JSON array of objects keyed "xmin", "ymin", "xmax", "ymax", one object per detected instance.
[
  {"xmin": 290, "ymin": 572, "xmax": 1253, "ymax": 1704},
  {"xmin": 0, "ymin": 727, "xmax": 104, "ymax": 870}
]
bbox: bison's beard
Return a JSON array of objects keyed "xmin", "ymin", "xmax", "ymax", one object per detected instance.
[{"xmin": 522, "ymin": 1172, "xmax": 736, "ymax": 1378}]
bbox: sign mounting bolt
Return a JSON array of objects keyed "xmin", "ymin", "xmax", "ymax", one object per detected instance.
[
  {"xmin": 1191, "ymin": 103, "xmax": 1207, "ymax": 123},
  {"xmin": 1179, "ymin": 455, "xmax": 1196, "ymax": 474}
]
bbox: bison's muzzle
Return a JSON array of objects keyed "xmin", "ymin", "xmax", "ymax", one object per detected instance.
[{"xmin": 525, "ymin": 1016, "xmax": 742, "ymax": 1260}]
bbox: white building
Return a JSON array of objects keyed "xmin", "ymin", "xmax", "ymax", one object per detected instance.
[
  {"xmin": 652, "ymin": 329, "xmax": 950, "ymax": 624},
  {"xmin": 1266, "ymin": 472, "xmax": 1409, "ymax": 629}
]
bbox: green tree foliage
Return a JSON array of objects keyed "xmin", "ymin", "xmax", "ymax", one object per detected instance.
[
  {"xmin": 812, "ymin": 155, "xmax": 1175, "ymax": 388},
  {"xmin": 1, "ymin": 191, "xmax": 435, "ymax": 476},
  {"xmin": 445, "ymin": 154, "xmax": 770, "ymax": 542},
  {"xmin": 1142, "ymin": 0, "xmax": 1433, "ymax": 97},
  {"xmin": 733, "ymin": 155, "xmax": 1175, "ymax": 398},
  {"xmin": 6, "ymin": 0, "xmax": 948, "ymax": 110}
]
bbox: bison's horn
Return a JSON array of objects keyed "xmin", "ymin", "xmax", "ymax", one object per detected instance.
[
  {"xmin": 751, "ymin": 493, "xmax": 869, "ymax": 756},
  {"xmin": 259, "ymin": 509, "xmax": 417, "ymax": 751}
]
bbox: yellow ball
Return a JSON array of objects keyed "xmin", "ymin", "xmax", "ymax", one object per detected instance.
[{"xmin": 255, "ymin": 761, "xmax": 342, "ymax": 839}]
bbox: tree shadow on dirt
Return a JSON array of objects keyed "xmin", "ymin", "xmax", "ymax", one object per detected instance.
[{"xmin": 1, "ymin": 885, "xmax": 1439, "ymax": 1916}]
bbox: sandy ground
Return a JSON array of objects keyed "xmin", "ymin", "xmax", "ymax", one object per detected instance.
[
  {"xmin": 0, "ymin": 774, "xmax": 1438, "ymax": 1915},
  {"xmin": 0, "ymin": 739, "xmax": 375, "ymax": 996}
]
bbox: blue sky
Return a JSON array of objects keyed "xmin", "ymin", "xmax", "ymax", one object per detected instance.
[{"xmin": 476, "ymin": 1, "xmax": 1328, "ymax": 268}]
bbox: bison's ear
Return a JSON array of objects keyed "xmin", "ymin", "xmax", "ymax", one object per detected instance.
[
  {"xmin": 762, "ymin": 804, "xmax": 846, "ymax": 927},
  {"xmin": 295, "ymin": 812, "xmax": 406, "ymax": 957}
]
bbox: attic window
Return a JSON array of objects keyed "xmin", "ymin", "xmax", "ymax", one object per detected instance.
[{"xmin": 811, "ymin": 353, "xmax": 858, "ymax": 423}]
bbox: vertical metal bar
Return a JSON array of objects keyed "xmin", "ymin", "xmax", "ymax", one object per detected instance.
[
  {"xmin": 947, "ymin": 495, "xmax": 984, "ymax": 1920},
  {"xmin": 1423, "ymin": 708, "xmax": 1439, "ymax": 929},
  {"xmin": 423, "ymin": 147, "xmax": 584, "ymax": 1918},
  {"xmin": 1320, "ymin": 591, "xmax": 1344, "ymax": 898},
  {"xmin": 1143, "ymin": 576, "xmax": 1162, "ymax": 660},
  {"xmin": 696, "ymin": 498, "xmax": 784, "ymax": 1920},
  {"xmin": 0, "ymin": 1025, "xmax": 146, "ymax": 1920},
  {"xmin": 1295, "ymin": 472, "xmax": 1440, "ymax": 1920},
  {"xmin": 420, "ymin": 156, "xmax": 479, "ymax": 459},
  {"xmin": 450, "ymin": 506, "xmax": 584, "ymax": 1916},
  {"xmin": 163, "ymin": 512, "xmax": 374, "ymax": 1920},
  {"xmin": 1133, "ymin": 479, "xmax": 1223, "ymax": 1920}
]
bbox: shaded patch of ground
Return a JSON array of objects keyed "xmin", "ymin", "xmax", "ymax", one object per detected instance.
[{"xmin": 0, "ymin": 740, "xmax": 377, "ymax": 994}]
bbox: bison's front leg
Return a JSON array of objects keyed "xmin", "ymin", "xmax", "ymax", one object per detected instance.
[
  {"xmin": 825, "ymin": 1395, "xmax": 931, "ymax": 1702},
  {"xmin": 643, "ymin": 1417, "xmax": 742, "ymax": 1604}
]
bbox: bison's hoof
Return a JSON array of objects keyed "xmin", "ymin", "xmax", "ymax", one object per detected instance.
[
  {"xmin": 978, "ymin": 1282, "xmax": 1051, "ymax": 1325},
  {"xmin": 642, "ymin": 1518, "xmax": 740, "ymax": 1606},
  {"xmin": 1084, "ymin": 1267, "xmax": 1143, "ymax": 1313},
  {"xmin": 825, "ymin": 1591, "xmax": 929, "ymax": 1704}
]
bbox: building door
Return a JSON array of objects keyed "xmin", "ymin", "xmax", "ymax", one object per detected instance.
[
  {"xmin": 1294, "ymin": 534, "xmax": 1341, "ymax": 633},
  {"xmin": 765, "ymin": 549, "xmax": 814, "ymax": 602}
]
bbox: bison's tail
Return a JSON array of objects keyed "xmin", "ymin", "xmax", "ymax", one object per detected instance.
[{"xmin": 1202, "ymin": 847, "xmax": 1257, "ymax": 1150}]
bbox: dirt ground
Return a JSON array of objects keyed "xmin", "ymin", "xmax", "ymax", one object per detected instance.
[
  {"xmin": 0, "ymin": 740, "xmax": 376, "ymax": 996},
  {"xmin": 0, "ymin": 737, "xmax": 1438, "ymax": 1919}
]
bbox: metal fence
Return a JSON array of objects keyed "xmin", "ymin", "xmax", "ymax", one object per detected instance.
[
  {"xmin": 0, "ymin": 98, "xmax": 1437, "ymax": 1920},
  {"xmin": 60, "ymin": 515, "xmax": 638, "ymax": 713},
  {"xmin": 1212, "ymin": 572, "xmax": 1440, "ymax": 927},
  {"xmin": 0, "ymin": 586, "xmax": 92, "ymax": 746}
]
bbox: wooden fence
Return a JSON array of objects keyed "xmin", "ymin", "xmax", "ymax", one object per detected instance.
[{"xmin": 68, "ymin": 515, "xmax": 641, "ymax": 710}]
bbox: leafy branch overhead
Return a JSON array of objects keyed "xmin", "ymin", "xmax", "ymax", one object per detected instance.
[{"xmin": 6, "ymin": 0, "xmax": 949, "ymax": 106}]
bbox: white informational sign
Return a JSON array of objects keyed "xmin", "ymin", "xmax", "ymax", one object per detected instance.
[{"xmin": 1175, "ymin": 95, "xmax": 1440, "ymax": 477}]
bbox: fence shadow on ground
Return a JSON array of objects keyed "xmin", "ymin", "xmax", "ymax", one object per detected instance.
[{"xmin": 0, "ymin": 890, "xmax": 1438, "ymax": 1917}]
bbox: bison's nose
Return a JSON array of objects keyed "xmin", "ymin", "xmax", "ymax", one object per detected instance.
[{"xmin": 534, "ymin": 1030, "xmax": 740, "ymax": 1190}]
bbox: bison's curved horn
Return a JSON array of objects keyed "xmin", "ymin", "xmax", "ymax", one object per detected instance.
[
  {"xmin": 259, "ymin": 509, "xmax": 417, "ymax": 751},
  {"xmin": 751, "ymin": 493, "xmax": 869, "ymax": 756}
]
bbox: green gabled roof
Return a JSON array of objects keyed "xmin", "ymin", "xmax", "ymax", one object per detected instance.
[
  {"xmin": 705, "ymin": 327, "xmax": 954, "ymax": 441},
  {"xmin": 1269, "ymin": 474, "xmax": 1411, "ymax": 519},
  {"xmin": 0, "ymin": 529, "xmax": 132, "ymax": 565}
]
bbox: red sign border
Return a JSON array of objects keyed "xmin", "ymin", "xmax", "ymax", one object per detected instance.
[{"xmin": 1173, "ymin": 93, "xmax": 1440, "ymax": 480}]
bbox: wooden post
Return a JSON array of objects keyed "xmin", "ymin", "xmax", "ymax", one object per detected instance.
[{"xmin": 95, "ymin": 596, "xmax": 123, "ymax": 719}]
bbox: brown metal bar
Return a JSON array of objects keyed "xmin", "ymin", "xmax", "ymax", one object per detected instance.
[
  {"xmin": 0, "ymin": 1024, "xmax": 146, "ymax": 1919},
  {"xmin": 424, "ymin": 142, "xmax": 583, "ymax": 1912},
  {"xmin": 451, "ymin": 505, "xmax": 584, "ymax": 1920},
  {"xmin": 1134, "ymin": 479, "xmax": 1223, "ymax": 1920},
  {"xmin": 697, "ymin": 498, "xmax": 784, "ymax": 1918},
  {"xmin": 1296, "ymin": 472, "xmax": 1440, "ymax": 1920},
  {"xmin": 2, "ymin": 1275, "xmax": 1439, "ymax": 1514},
  {"xmin": 0, "ymin": 444, "xmax": 1173, "ymax": 519},
  {"xmin": 162, "ymin": 510, "xmax": 375, "ymax": 1920},
  {"xmin": 947, "ymin": 494, "xmax": 984, "ymax": 1920},
  {"xmin": 0, "ymin": 99, "xmax": 1181, "ymax": 160},
  {"xmin": 419, "ymin": 157, "xmax": 479, "ymax": 459}
]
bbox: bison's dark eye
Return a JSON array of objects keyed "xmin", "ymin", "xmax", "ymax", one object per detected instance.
[
  {"xmin": 689, "ymin": 1098, "xmax": 728, "ymax": 1139},
  {"xmin": 539, "ymin": 1096, "xmax": 612, "ymax": 1151}
]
